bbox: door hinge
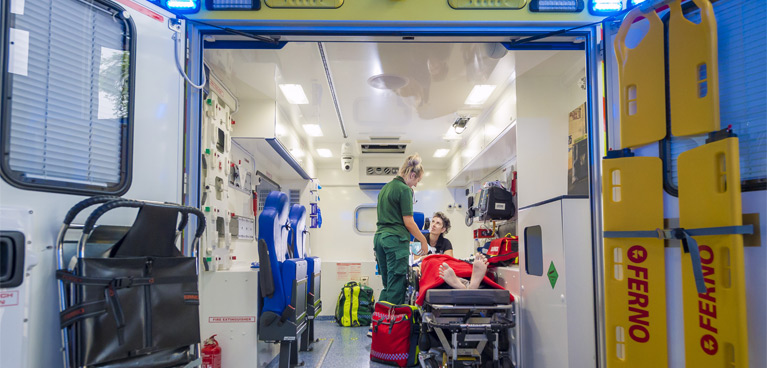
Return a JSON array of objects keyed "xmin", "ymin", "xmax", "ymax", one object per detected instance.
[{"xmin": 183, "ymin": 172, "xmax": 188, "ymax": 195}]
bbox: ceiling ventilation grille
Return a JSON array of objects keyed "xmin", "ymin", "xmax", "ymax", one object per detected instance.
[
  {"xmin": 366, "ymin": 167, "xmax": 399, "ymax": 176},
  {"xmin": 360, "ymin": 144, "xmax": 407, "ymax": 154}
]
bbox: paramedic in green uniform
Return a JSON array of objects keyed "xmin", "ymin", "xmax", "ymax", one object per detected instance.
[{"xmin": 374, "ymin": 154, "xmax": 429, "ymax": 305}]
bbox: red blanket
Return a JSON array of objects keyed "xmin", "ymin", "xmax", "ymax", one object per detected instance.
[{"xmin": 416, "ymin": 254, "xmax": 514, "ymax": 306}]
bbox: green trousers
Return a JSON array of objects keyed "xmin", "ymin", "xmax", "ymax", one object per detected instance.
[{"xmin": 374, "ymin": 233, "xmax": 409, "ymax": 305}]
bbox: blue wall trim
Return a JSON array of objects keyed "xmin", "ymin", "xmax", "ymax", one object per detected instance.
[
  {"xmin": 204, "ymin": 40, "xmax": 287, "ymax": 49},
  {"xmin": 519, "ymin": 195, "xmax": 589, "ymax": 211},
  {"xmin": 359, "ymin": 183, "xmax": 386, "ymax": 190},
  {"xmin": 266, "ymin": 138, "xmax": 311, "ymax": 180},
  {"xmin": 502, "ymin": 41, "xmax": 585, "ymax": 50}
]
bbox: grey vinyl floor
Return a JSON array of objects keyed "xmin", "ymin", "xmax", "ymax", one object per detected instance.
[{"xmin": 266, "ymin": 319, "xmax": 393, "ymax": 368}]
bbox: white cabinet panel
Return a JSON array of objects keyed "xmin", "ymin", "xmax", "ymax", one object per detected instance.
[{"xmin": 518, "ymin": 198, "xmax": 595, "ymax": 368}]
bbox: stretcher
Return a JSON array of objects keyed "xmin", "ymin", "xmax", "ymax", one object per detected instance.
[
  {"xmin": 614, "ymin": 5, "xmax": 667, "ymax": 149},
  {"xmin": 669, "ymin": 0, "xmax": 720, "ymax": 136},
  {"xmin": 419, "ymin": 289, "xmax": 516, "ymax": 368},
  {"xmin": 602, "ymin": 153, "xmax": 668, "ymax": 367},
  {"xmin": 678, "ymin": 137, "xmax": 750, "ymax": 367}
]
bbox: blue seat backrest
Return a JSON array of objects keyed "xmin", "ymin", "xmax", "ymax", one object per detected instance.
[
  {"xmin": 411, "ymin": 211, "xmax": 425, "ymax": 241},
  {"xmin": 289, "ymin": 204, "xmax": 320, "ymax": 299},
  {"xmin": 288, "ymin": 204, "xmax": 307, "ymax": 258},
  {"xmin": 258, "ymin": 191, "xmax": 291, "ymax": 316}
]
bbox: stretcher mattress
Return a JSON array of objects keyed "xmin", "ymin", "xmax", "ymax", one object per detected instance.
[{"xmin": 425, "ymin": 289, "xmax": 510, "ymax": 305}]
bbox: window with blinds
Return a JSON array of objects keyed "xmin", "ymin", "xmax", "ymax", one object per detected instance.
[
  {"xmin": 1, "ymin": 0, "xmax": 134, "ymax": 194},
  {"xmin": 256, "ymin": 172, "xmax": 280, "ymax": 213},
  {"xmin": 663, "ymin": 0, "xmax": 767, "ymax": 193}
]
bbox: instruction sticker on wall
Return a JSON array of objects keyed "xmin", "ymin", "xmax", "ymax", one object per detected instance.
[{"xmin": 8, "ymin": 28, "xmax": 29, "ymax": 76}]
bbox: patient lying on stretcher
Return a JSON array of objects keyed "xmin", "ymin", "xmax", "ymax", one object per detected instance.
[
  {"xmin": 438, "ymin": 253, "xmax": 489, "ymax": 289},
  {"xmin": 416, "ymin": 253, "xmax": 512, "ymax": 306}
]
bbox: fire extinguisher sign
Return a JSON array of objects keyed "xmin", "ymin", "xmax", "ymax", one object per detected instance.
[{"xmin": 209, "ymin": 316, "xmax": 256, "ymax": 323}]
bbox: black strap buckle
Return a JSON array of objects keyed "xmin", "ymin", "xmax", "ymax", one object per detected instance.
[{"xmin": 110, "ymin": 276, "xmax": 134, "ymax": 289}]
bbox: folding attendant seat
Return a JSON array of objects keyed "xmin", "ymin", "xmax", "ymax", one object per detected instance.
[
  {"xmin": 288, "ymin": 204, "xmax": 322, "ymax": 352},
  {"xmin": 258, "ymin": 192, "xmax": 308, "ymax": 368},
  {"xmin": 56, "ymin": 197, "xmax": 204, "ymax": 368}
]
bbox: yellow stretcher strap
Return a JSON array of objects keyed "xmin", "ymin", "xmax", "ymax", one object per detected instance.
[
  {"xmin": 602, "ymin": 155, "xmax": 668, "ymax": 367},
  {"xmin": 669, "ymin": 0, "xmax": 720, "ymax": 136},
  {"xmin": 678, "ymin": 137, "xmax": 750, "ymax": 367},
  {"xmin": 614, "ymin": 7, "xmax": 667, "ymax": 149}
]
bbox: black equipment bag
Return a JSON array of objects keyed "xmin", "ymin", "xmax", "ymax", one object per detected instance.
[
  {"xmin": 58, "ymin": 201, "xmax": 203, "ymax": 367},
  {"xmin": 480, "ymin": 186, "xmax": 515, "ymax": 220}
]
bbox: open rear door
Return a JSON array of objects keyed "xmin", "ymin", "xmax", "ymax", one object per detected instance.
[
  {"xmin": 601, "ymin": 1, "xmax": 766, "ymax": 368},
  {"xmin": 0, "ymin": 0, "xmax": 189, "ymax": 367}
]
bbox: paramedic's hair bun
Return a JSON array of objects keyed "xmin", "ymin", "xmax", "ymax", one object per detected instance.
[{"xmin": 400, "ymin": 153, "xmax": 424, "ymax": 179}]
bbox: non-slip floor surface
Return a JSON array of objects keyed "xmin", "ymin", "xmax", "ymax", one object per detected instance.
[{"xmin": 266, "ymin": 320, "xmax": 394, "ymax": 368}]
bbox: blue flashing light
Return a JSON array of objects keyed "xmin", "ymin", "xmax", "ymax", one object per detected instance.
[
  {"xmin": 630, "ymin": 0, "xmax": 647, "ymax": 6},
  {"xmin": 163, "ymin": 0, "xmax": 200, "ymax": 13},
  {"xmin": 530, "ymin": 0, "xmax": 585, "ymax": 13},
  {"xmin": 589, "ymin": 0, "xmax": 623, "ymax": 15}
]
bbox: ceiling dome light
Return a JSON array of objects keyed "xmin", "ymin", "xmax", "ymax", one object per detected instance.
[{"xmin": 367, "ymin": 74, "xmax": 409, "ymax": 90}]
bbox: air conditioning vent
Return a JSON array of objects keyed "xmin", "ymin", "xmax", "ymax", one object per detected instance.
[
  {"xmin": 366, "ymin": 167, "xmax": 399, "ymax": 176},
  {"xmin": 360, "ymin": 144, "xmax": 407, "ymax": 154}
]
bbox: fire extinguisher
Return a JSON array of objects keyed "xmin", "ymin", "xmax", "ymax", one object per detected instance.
[{"xmin": 201, "ymin": 335, "xmax": 221, "ymax": 368}]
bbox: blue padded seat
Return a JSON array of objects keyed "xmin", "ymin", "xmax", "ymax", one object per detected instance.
[
  {"xmin": 258, "ymin": 192, "xmax": 308, "ymax": 367},
  {"xmin": 289, "ymin": 205, "xmax": 322, "ymax": 351}
]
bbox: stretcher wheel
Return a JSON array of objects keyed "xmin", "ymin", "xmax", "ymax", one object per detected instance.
[{"xmin": 424, "ymin": 357, "xmax": 439, "ymax": 368}]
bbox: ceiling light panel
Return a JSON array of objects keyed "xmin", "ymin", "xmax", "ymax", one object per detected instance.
[
  {"xmin": 434, "ymin": 149, "xmax": 450, "ymax": 158},
  {"xmin": 302, "ymin": 124, "xmax": 324, "ymax": 137},
  {"xmin": 317, "ymin": 148, "xmax": 333, "ymax": 157},
  {"xmin": 279, "ymin": 84, "xmax": 309, "ymax": 104},
  {"xmin": 464, "ymin": 85, "xmax": 497, "ymax": 105}
]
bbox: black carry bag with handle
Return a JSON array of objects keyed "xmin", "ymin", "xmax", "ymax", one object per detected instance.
[{"xmin": 57, "ymin": 198, "xmax": 205, "ymax": 367}]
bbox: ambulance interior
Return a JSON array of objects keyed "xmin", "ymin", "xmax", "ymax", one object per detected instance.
[
  {"xmin": 1, "ymin": 1, "xmax": 765, "ymax": 368},
  {"xmin": 197, "ymin": 39, "xmax": 591, "ymax": 367}
]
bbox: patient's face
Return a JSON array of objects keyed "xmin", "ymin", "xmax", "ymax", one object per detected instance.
[{"xmin": 430, "ymin": 217, "xmax": 445, "ymax": 235}]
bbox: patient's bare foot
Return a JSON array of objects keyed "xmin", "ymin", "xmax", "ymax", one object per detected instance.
[
  {"xmin": 468, "ymin": 253, "xmax": 489, "ymax": 289},
  {"xmin": 439, "ymin": 263, "xmax": 467, "ymax": 289}
]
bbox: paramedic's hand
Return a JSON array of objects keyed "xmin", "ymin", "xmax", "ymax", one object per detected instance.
[{"xmin": 419, "ymin": 241, "xmax": 429, "ymax": 256}]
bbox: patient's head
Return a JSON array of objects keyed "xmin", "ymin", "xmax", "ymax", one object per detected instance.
[{"xmin": 431, "ymin": 212, "xmax": 451, "ymax": 235}]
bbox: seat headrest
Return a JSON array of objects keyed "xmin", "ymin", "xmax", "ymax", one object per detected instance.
[
  {"xmin": 288, "ymin": 204, "xmax": 307, "ymax": 258},
  {"xmin": 260, "ymin": 191, "xmax": 290, "ymax": 262}
]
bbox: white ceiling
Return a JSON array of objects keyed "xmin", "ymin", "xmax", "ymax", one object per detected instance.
[{"xmin": 204, "ymin": 41, "xmax": 567, "ymax": 169}]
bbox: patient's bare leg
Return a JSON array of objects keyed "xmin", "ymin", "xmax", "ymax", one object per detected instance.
[
  {"xmin": 468, "ymin": 253, "xmax": 489, "ymax": 289},
  {"xmin": 439, "ymin": 263, "xmax": 467, "ymax": 289}
]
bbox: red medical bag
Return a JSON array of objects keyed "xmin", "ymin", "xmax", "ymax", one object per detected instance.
[
  {"xmin": 487, "ymin": 236, "xmax": 519, "ymax": 264},
  {"xmin": 370, "ymin": 301, "xmax": 420, "ymax": 367}
]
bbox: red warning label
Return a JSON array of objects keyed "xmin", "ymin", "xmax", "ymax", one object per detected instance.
[
  {"xmin": 0, "ymin": 291, "xmax": 19, "ymax": 307},
  {"xmin": 209, "ymin": 316, "xmax": 256, "ymax": 323}
]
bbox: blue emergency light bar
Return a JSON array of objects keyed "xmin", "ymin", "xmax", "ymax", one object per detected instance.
[
  {"xmin": 206, "ymin": 0, "xmax": 261, "ymax": 10},
  {"xmin": 163, "ymin": 0, "xmax": 201, "ymax": 13},
  {"xmin": 589, "ymin": 0, "xmax": 623, "ymax": 15},
  {"xmin": 529, "ymin": 0, "xmax": 585, "ymax": 13}
]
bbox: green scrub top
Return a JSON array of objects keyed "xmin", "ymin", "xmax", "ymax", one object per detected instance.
[{"xmin": 375, "ymin": 176, "xmax": 413, "ymax": 240}]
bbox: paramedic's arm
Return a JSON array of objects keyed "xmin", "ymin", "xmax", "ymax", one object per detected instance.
[{"xmin": 403, "ymin": 215, "xmax": 429, "ymax": 255}]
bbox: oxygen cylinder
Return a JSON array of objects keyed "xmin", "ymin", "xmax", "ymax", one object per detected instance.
[{"xmin": 201, "ymin": 335, "xmax": 222, "ymax": 368}]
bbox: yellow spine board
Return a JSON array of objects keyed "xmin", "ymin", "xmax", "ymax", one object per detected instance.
[
  {"xmin": 614, "ymin": 8, "xmax": 667, "ymax": 149},
  {"xmin": 669, "ymin": 0, "xmax": 720, "ymax": 137},
  {"xmin": 677, "ymin": 138, "xmax": 749, "ymax": 367},
  {"xmin": 602, "ymin": 157, "xmax": 668, "ymax": 367}
]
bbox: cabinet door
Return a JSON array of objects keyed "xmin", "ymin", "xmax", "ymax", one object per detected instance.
[{"xmin": 518, "ymin": 200, "xmax": 567, "ymax": 368}]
